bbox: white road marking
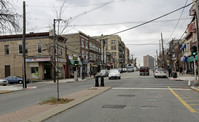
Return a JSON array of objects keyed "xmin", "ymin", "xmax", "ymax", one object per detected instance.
[{"xmin": 112, "ymin": 88, "xmax": 191, "ymax": 90}]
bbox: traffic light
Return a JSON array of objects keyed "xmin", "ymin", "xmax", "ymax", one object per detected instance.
[{"xmin": 191, "ymin": 46, "xmax": 197, "ymax": 57}]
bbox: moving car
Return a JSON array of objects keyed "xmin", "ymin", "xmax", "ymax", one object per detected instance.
[
  {"xmin": 108, "ymin": 69, "xmax": 121, "ymax": 79},
  {"xmin": 154, "ymin": 68, "xmax": 167, "ymax": 78},
  {"xmin": 127, "ymin": 66, "xmax": 134, "ymax": 72},
  {"xmin": 5, "ymin": 76, "xmax": 31, "ymax": 84},
  {"xmin": 139, "ymin": 66, "xmax": 149, "ymax": 76},
  {"xmin": 0, "ymin": 79, "xmax": 8, "ymax": 86}
]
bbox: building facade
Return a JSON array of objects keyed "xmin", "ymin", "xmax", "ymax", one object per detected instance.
[
  {"xmin": 143, "ymin": 55, "xmax": 154, "ymax": 69},
  {"xmin": 0, "ymin": 32, "xmax": 67, "ymax": 80}
]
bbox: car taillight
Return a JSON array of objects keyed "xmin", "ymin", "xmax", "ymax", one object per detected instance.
[
  {"xmin": 155, "ymin": 71, "xmax": 158, "ymax": 73},
  {"xmin": 164, "ymin": 71, "xmax": 166, "ymax": 73}
]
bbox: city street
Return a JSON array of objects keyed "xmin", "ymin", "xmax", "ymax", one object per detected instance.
[{"xmin": 44, "ymin": 71, "xmax": 199, "ymax": 122}]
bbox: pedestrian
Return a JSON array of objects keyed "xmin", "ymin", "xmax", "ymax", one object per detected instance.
[
  {"xmin": 168, "ymin": 67, "xmax": 172, "ymax": 77},
  {"xmin": 179, "ymin": 67, "xmax": 183, "ymax": 75}
]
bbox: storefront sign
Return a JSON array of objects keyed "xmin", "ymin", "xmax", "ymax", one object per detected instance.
[{"xmin": 26, "ymin": 58, "xmax": 51, "ymax": 62}]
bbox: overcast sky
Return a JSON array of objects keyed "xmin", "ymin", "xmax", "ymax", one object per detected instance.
[{"xmin": 13, "ymin": 0, "xmax": 193, "ymax": 66}]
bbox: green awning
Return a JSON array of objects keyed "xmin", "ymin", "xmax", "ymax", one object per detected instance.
[
  {"xmin": 69, "ymin": 59, "xmax": 74, "ymax": 65},
  {"xmin": 69, "ymin": 59, "xmax": 82, "ymax": 66},
  {"xmin": 188, "ymin": 55, "xmax": 197, "ymax": 62}
]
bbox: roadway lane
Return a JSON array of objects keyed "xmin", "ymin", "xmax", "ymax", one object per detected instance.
[
  {"xmin": 0, "ymin": 79, "xmax": 95, "ymax": 115},
  {"xmin": 45, "ymin": 71, "xmax": 199, "ymax": 122}
]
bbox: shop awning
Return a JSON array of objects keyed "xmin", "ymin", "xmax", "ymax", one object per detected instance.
[
  {"xmin": 69, "ymin": 59, "xmax": 82, "ymax": 66},
  {"xmin": 188, "ymin": 55, "xmax": 197, "ymax": 62}
]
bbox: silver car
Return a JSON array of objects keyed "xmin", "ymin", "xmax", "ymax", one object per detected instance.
[
  {"xmin": 108, "ymin": 69, "xmax": 121, "ymax": 79},
  {"xmin": 0, "ymin": 79, "xmax": 8, "ymax": 86}
]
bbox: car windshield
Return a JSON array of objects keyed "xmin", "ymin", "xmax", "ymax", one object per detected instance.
[
  {"xmin": 110, "ymin": 70, "xmax": 119, "ymax": 73},
  {"xmin": 156, "ymin": 68, "xmax": 164, "ymax": 71}
]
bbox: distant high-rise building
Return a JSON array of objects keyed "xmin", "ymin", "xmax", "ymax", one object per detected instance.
[{"xmin": 143, "ymin": 55, "xmax": 154, "ymax": 69}]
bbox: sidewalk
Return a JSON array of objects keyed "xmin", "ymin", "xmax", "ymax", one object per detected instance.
[
  {"xmin": 0, "ymin": 86, "xmax": 111, "ymax": 122},
  {"xmin": 168, "ymin": 72, "xmax": 199, "ymax": 92}
]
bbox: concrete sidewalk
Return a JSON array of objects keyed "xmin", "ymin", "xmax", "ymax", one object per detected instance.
[
  {"xmin": 168, "ymin": 73, "xmax": 199, "ymax": 92},
  {"xmin": 0, "ymin": 86, "xmax": 111, "ymax": 122}
]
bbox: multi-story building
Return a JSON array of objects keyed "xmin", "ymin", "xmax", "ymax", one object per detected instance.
[
  {"xmin": 63, "ymin": 32, "xmax": 101, "ymax": 77},
  {"xmin": 0, "ymin": 32, "xmax": 67, "ymax": 80},
  {"xmin": 125, "ymin": 46, "xmax": 130, "ymax": 65},
  {"xmin": 97, "ymin": 35, "xmax": 127, "ymax": 68},
  {"xmin": 143, "ymin": 55, "xmax": 154, "ymax": 69}
]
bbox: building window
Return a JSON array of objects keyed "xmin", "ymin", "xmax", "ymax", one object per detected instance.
[
  {"xmin": 18, "ymin": 44, "xmax": 22, "ymax": 54},
  {"xmin": 85, "ymin": 40, "xmax": 88, "ymax": 49},
  {"xmin": 111, "ymin": 40, "xmax": 116, "ymax": 44},
  {"xmin": 18, "ymin": 44, "xmax": 28, "ymax": 54},
  {"xmin": 112, "ymin": 52, "xmax": 116, "ymax": 56},
  {"xmin": 4, "ymin": 45, "xmax": 9, "ymax": 55},
  {"xmin": 81, "ymin": 39, "xmax": 84, "ymax": 48},
  {"xmin": 111, "ymin": 46, "xmax": 116, "ymax": 50},
  {"xmin": 38, "ymin": 43, "xmax": 42, "ymax": 53}
]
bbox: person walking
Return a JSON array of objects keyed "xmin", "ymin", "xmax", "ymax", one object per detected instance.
[{"xmin": 168, "ymin": 67, "xmax": 172, "ymax": 77}]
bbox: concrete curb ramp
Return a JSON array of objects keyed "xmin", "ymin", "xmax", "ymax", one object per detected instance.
[{"xmin": 24, "ymin": 86, "xmax": 111, "ymax": 122}]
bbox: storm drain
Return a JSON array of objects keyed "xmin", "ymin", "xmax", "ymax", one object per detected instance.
[
  {"xmin": 102, "ymin": 104, "xmax": 126, "ymax": 109},
  {"xmin": 117, "ymin": 95, "xmax": 135, "ymax": 97},
  {"xmin": 141, "ymin": 106, "xmax": 158, "ymax": 110}
]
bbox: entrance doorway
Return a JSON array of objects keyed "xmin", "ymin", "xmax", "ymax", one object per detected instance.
[
  {"xmin": 5, "ymin": 65, "xmax": 10, "ymax": 77},
  {"xmin": 44, "ymin": 63, "xmax": 52, "ymax": 79}
]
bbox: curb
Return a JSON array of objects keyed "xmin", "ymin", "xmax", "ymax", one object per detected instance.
[
  {"xmin": 0, "ymin": 90, "xmax": 13, "ymax": 94},
  {"xmin": 190, "ymin": 86, "xmax": 199, "ymax": 92},
  {"xmin": 24, "ymin": 86, "xmax": 111, "ymax": 122}
]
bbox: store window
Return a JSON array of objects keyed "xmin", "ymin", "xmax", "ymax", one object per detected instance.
[{"xmin": 31, "ymin": 67, "xmax": 39, "ymax": 79}]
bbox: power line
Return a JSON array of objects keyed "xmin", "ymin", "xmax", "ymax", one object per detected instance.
[
  {"xmin": 107, "ymin": 1, "xmax": 193, "ymax": 36},
  {"xmin": 167, "ymin": 0, "xmax": 189, "ymax": 42}
]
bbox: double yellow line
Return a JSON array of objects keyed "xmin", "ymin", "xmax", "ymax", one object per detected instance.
[{"xmin": 168, "ymin": 87, "xmax": 196, "ymax": 113}]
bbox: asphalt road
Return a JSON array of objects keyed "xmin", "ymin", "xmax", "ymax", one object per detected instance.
[
  {"xmin": 0, "ymin": 78, "xmax": 95, "ymax": 115},
  {"xmin": 45, "ymin": 71, "xmax": 199, "ymax": 122}
]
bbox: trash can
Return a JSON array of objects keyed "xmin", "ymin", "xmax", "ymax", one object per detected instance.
[{"xmin": 172, "ymin": 72, "xmax": 177, "ymax": 78}]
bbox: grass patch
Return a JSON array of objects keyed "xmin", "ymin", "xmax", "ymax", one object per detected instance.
[{"xmin": 40, "ymin": 96, "xmax": 73, "ymax": 105}]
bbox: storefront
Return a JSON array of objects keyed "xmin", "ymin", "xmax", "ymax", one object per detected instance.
[
  {"xmin": 68, "ymin": 59, "xmax": 82, "ymax": 78},
  {"xmin": 26, "ymin": 57, "xmax": 66, "ymax": 80}
]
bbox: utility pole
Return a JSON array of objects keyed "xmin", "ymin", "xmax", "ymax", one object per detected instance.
[
  {"xmin": 22, "ymin": 1, "xmax": 27, "ymax": 88},
  {"xmin": 161, "ymin": 33, "xmax": 165, "ymax": 69},
  {"xmin": 53, "ymin": 19, "xmax": 56, "ymax": 83},
  {"xmin": 195, "ymin": 0, "xmax": 199, "ymax": 82}
]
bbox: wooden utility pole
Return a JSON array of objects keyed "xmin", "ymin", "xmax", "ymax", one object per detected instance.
[
  {"xmin": 161, "ymin": 33, "xmax": 165, "ymax": 69},
  {"xmin": 22, "ymin": 1, "xmax": 27, "ymax": 88}
]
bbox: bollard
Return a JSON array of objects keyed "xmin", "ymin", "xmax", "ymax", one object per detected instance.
[
  {"xmin": 100, "ymin": 76, "xmax": 104, "ymax": 87},
  {"xmin": 95, "ymin": 76, "xmax": 99, "ymax": 87}
]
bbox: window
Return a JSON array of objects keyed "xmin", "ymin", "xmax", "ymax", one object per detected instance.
[
  {"xmin": 18, "ymin": 44, "xmax": 22, "ymax": 54},
  {"xmin": 4, "ymin": 45, "xmax": 9, "ymax": 55},
  {"xmin": 111, "ymin": 40, "xmax": 116, "ymax": 44},
  {"xmin": 112, "ymin": 52, "xmax": 116, "ymax": 56},
  {"xmin": 61, "ymin": 47, "xmax": 64, "ymax": 56},
  {"xmin": 38, "ymin": 43, "xmax": 42, "ymax": 53},
  {"xmin": 111, "ymin": 46, "xmax": 116, "ymax": 50},
  {"xmin": 81, "ymin": 39, "xmax": 84, "ymax": 48},
  {"xmin": 85, "ymin": 40, "xmax": 88, "ymax": 49},
  {"xmin": 18, "ymin": 44, "xmax": 28, "ymax": 54}
]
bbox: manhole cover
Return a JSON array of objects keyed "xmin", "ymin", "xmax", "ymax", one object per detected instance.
[
  {"xmin": 141, "ymin": 106, "xmax": 158, "ymax": 110},
  {"xmin": 117, "ymin": 95, "xmax": 135, "ymax": 97},
  {"xmin": 102, "ymin": 105, "xmax": 126, "ymax": 109}
]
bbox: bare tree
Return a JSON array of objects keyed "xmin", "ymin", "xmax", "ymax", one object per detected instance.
[{"xmin": 0, "ymin": 0, "xmax": 19, "ymax": 33}]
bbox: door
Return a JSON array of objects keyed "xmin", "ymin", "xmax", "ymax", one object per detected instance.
[
  {"xmin": 44, "ymin": 63, "xmax": 52, "ymax": 79},
  {"xmin": 5, "ymin": 65, "xmax": 10, "ymax": 78}
]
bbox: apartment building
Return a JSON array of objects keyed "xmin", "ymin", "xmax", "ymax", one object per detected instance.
[
  {"xmin": 0, "ymin": 32, "xmax": 67, "ymax": 80},
  {"xmin": 63, "ymin": 32, "xmax": 101, "ymax": 77},
  {"xmin": 143, "ymin": 55, "xmax": 154, "ymax": 69},
  {"xmin": 98, "ymin": 35, "xmax": 126, "ymax": 68},
  {"xmin": 125, "ymin": 46, "xmax": 130, "ymax": 65}
]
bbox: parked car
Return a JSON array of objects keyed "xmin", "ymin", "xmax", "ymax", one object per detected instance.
[
  {"xmin": 108, "ymin": 69, "xmax": 121, "ymax": 79},
  {"xmin": 127, "ymin": 66, "xmax": 134, "ymax": 72},
  {"xmin": 0, "ymin": 79, "xmax": 8, "ymax": 86},
  {"xmin": 5, "ymin": 76, "xmax": 31, "ymax": 84},
  {"xmin": 154, "ymin": 68, "xmax": 167, "ymax": 78},
  {"xmin": 99, "ymin": 70, "xmax": 109, "ymax": 77},
  {"xmin": 139, "ymin": 66, "xmax": 149, "ymax": 76}
]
